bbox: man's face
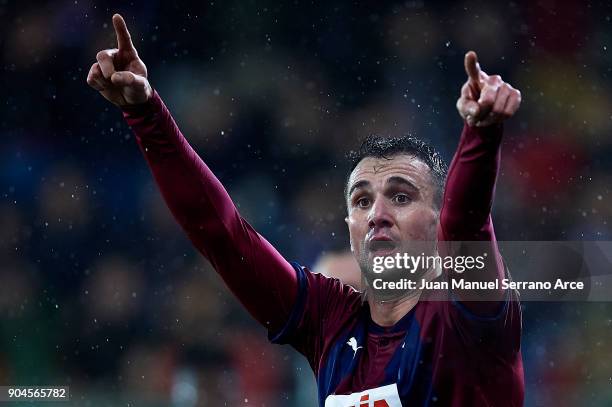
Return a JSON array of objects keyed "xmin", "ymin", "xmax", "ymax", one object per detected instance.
[{"xmin": 345, "ymin": 154, "xmax": 439, "ymax": 280}]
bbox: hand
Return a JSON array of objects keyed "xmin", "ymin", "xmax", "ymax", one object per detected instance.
[
  {"xmin": 456, "ymin": 51, "xmax": 521, "ymax": 127},
  {"xmin": 86, "ymin": 14, "xmax": 152, "ymax": 107}
]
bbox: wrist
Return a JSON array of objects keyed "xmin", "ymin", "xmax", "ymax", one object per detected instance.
[
  {"xmin": 121, "ymin": 88, "xmax": 158, "ymax": 117},
  {"xmin": 463, "ymin": 121, "xmax": 503, "ymax": 145}
]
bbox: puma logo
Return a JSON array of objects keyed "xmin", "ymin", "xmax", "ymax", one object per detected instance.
[{"xmin": 347, "ymin": 337, "xmax": 363, "ymax": 358}]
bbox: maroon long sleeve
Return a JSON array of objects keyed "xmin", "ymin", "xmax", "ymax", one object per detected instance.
[
  {"xmin": 122, "ymin": 90, "xmax": 298, "ymax": 335},
  {"xmin": 438, "ymin": 123, "xmax": 507, "ymax": 302},
  {"xmin": 122, "ymin": 88, "xmax": 506, "ymax": 329}
]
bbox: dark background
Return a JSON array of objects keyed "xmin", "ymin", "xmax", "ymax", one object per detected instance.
[{"xmin": 1, "ymin": 0, "xmax": 612, "ymax": 405}]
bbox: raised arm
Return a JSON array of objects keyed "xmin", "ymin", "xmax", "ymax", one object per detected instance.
[
  {"xmin": 439, "ymin": 51, "xmax": 521, "ymax": 305},
  {"xmin": 86, "ymin": 14, "xmax": 298, "ymax": 335}
]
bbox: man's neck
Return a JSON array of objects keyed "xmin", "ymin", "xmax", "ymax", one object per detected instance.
[
  {"xmin": 368, "ymin": 291, "xmax": 421, "ymax": 327},
  {"xmin": 366, "ymin": 264, "xmax": 441, "ymax": 327}
]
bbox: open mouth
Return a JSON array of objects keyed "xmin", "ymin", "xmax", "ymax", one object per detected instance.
[{"xmin": 368, "ymin": 240, "xmax": 398, "ymax": 256}]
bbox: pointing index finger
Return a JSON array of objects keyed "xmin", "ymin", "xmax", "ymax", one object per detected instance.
[
  {"xmin": 112, "ymin": 14, "xmax": 135, "ymax": 52},
  {"xmin": 464, "ymin": 51, "xmax": 481, "ymax": 84}
]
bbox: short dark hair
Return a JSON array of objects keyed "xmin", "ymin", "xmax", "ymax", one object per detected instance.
[{"xmin": 345, "ymin": 134, "xmax": 448, "ymax": 209}]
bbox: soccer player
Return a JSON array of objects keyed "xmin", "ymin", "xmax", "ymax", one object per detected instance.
[{"xmin": 87, "ymin": 14, "xmax": 524, "ymax": 406}]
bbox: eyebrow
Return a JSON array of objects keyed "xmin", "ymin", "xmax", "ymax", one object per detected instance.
[
  {"xmin": 386, "ymin": 176, "xmax": 419, "ymax": 192},
  {"xmin": 347, "ymin": 176, "xmax": 419, "ymax": 198},
  {"xmin": 347, "ymin": 180, "xmax": 370, "ymax": 198}
]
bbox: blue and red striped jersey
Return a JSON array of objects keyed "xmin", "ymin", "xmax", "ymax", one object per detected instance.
[{"xmin": 272, "ymin": 264, "xmax": 523, "ymax": 406}]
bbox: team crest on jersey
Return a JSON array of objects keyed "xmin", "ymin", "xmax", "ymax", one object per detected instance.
[{"xmin": 324, "ymin": 383, "xmax": 402, "ymax": 407}]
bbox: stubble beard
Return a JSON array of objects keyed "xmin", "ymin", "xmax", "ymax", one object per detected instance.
[{"xmin": 357, "ymin": 240, "xmax": 438, "ymax": 303}]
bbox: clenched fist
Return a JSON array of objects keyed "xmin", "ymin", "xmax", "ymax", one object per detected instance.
[
  {"xmin": 86, "ymin": 14, "xmax": 152, "ymax": 106},
  {"xmin": 456, "ymin": 51, "xmax": 521, "ymax": 127}
]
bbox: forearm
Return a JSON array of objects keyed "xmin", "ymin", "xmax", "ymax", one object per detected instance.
[
  {"xmin": 122, "ymin": 90, "xmax": 297, "ymax": 332},
  {"xmin": 439, "ymin": 123, "xmax": 502, "ymax": 240},
  {"xmin": 438, "ymin": 123, "xmax": 505, "ymax": 303}
]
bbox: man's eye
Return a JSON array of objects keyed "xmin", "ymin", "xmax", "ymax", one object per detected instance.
[
  {"xmin": 356, "ymin": 197, "xmax": 370, "ymax": 208},
  {"xmin": 393, "ymin": 194, "xmax": 411, "ymax": 204}
]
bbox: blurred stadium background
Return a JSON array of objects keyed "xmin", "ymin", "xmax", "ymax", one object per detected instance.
[{"xmin": 2, "ymin": 0, "xmax": 612, "ymax": 405}]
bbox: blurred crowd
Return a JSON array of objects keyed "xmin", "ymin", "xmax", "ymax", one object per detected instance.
[{"xmin": 2, "ymin": 0, "xmax": 612, "ymax": 405}]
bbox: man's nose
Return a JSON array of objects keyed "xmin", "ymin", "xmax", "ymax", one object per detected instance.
[{"xmin": 367, "ymin": 197, "xmax": 393, "ymax": 229}]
